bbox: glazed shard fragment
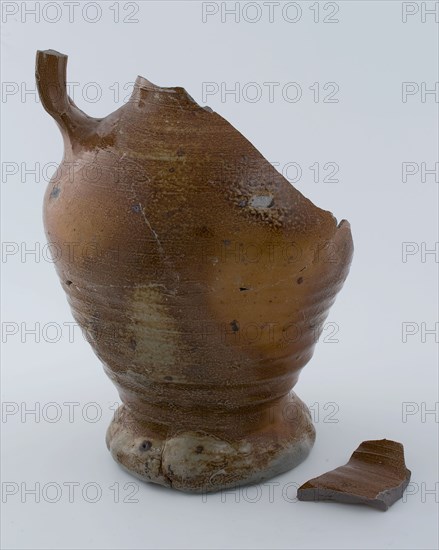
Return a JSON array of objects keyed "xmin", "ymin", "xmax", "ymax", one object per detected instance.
[{"xmin": 297, "ymin": 439, "xmax": 411, "ymax": 510}]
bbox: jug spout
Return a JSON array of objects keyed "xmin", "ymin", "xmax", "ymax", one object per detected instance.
[{"xmin": 36, "ymin": 49, "xmax": 98, "ymax": 153}]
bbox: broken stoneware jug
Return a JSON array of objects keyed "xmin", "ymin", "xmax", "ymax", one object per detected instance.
[{"xmin": 37, "ymin": 49, "xmax": 353, "ymax": 493}]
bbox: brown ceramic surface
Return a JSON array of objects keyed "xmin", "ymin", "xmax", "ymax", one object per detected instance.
[
  {"xmin": 297, "ymin": 439, "xmax": 411, "ymax": 510},
  {"xmin": 37, "ymin": 49, "xmax": 353, "ymax": 492}
]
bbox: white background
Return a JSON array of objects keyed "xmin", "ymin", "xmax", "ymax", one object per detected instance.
[{"xmin": 1, "ymin": 1, "xmax": 438, "ymax": 549}]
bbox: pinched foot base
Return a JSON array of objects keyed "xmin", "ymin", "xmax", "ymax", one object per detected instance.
[{"xmin": 106, "ymin": 393, "xmax": 315, "ymax": 493}]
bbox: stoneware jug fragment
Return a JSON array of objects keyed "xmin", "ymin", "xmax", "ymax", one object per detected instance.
[{"xmin": 36, "ymin": 49, "xmax": 353, "ymax": 493}]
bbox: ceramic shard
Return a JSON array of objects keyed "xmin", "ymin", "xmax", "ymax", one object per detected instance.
[{"xmin": 297, "ymin": 439, "xmax": 411, "ymax": 510}]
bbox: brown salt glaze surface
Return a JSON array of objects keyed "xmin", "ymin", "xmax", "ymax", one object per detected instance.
[
  {"xmin": 36, "ymin": 49, "xmax": 353, "ymax": 493},
  {"xmin": 297, "ymin": 439, "xmax": 411, "ymax": 510}
]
